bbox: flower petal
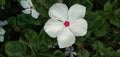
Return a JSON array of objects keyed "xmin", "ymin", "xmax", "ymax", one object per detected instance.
[
  {"xmin": 57, "ymin": 28, "xmax": 75, "ymax": 48},
  {"xmin": 49, "ymin": 3, "xmax": 68, "ymax": 21},
  {"xmin": 70, "ymin": 19, "xmax": 88, "ymax": 36},
  {"xmin": 72, "ymin": 52, "xmax": 77, "ymax": 55},
  {"xmin": 0, "ymin": 20, "xmax": 7, "ymax": 26},
  {"xmin": 22, "ymin": 9, "xmax": 30, "ymax": 14},
  {"xmin": 0, "ymin": 36, "xmax": 4, "ymax": 42},
  {"xmin": 65, "ymin": 51, "xmax": 70, "ymax": 56},
  {"xmin": 70, "ymin": 53, "xmax": 74, "ymax": 57},
  {"xmin": 44, "ymin": 19, "xmax": 63, "ymax": 38},
  {"xmin": 31, "ymin": 9, "xmax": 39, "ymax": 19},
  {"xmin": 20, "ymin": 0, "xmax": 30, "ymax": 8},
  {"xmin": 27, "ymin": 0, "xmax": 33, "ymax": 6},
  {"xmin": 69, "ymin": 4, "xmax": 86, "ymax": 22},
  {"xmin": 0, "ymin": 27, "xmax": 5, "ymax": 35}
]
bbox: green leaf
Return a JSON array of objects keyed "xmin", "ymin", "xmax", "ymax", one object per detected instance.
[
  {"xmin": 0, "ymin": 0, "xmax": 5, "ymax": 6},
  {"xmin": 37, "ymin": 48, "xmax": 54, "ymax": 57},
  {"xmin": 109, "ymin": 9, "xmax": 120, "ymax": 27},
  {"xmin": 64, "ymin": 0, "xmax": 93, "ymax": 10},
  {"xmin": 78, "ymin": 49, "xmax": 89, "ymax": 57},
  {"xmin": 32, "ymin": 0, "xmax": 55, "ymax": 17},
  {"xmin": 92, "ymin": 41, "xmax": 104, "ymax": 51},
  {"xmin": 92, "ymin": 53, "xmax": 100, "ymax": 57},
  {"xmin": 5, "ymin": 41, "xmax": 36, "ymax": 57},
  {"xmin": 85, "ymin": 31, "xmax": 92, "ymax": 38},
  {"xmin": 17, "ymin": 14, "xmax": 41, "ymax": 25},
  {"xmin": 109, "ymin": 0, "xmax": 118, "ymax": 11},
  {"xmin": 86, "ymin": 11, "xmax": 105, "ymax": 31},
  {"xmin": 39, "ymin": 28, "xmax": 57, "ymax": 46},
  {"xmin": 104, "ymin": 1, "xmax": 112, "ymax": 12},
  {"xmin": 94, "ymin": 23, "xmax": 110, "ymax": 37},
  {"xmin": 19, "ymin": 29, "xmax": 39, "ymax": 51},
  {"xmin": 75, "ymin": 37, "xmax": 86, "ymax": 45},
  {"xmin": 7, "ymin": 16, "xmax": 17, "ymax": 28},
  {"xmin": 110, "ymin": 17, "xmax": 120, "ymax": 27},
  {"xmin": 34, "ymin": 0, "xmax": 55, "ymax": 8},
  {"xmin": 53, "ymin": 50, "xmax": 65, "ymax": 57}
]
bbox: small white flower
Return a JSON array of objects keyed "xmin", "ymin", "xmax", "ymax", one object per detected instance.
[
  {"xmin": 44, "ymin": 3, "xmax": 88, "ymax": 48},
  {"xmin": 48, "ymin": 43, "xmax": 57, "ymax": 48},
  {"xmin": 0, "ymin": 20, "xmax": 7, "ymax": 42},
  {"xmin": 20, "ymin": 0, "xmax": 39, "ymax": 19},
  {"xmin": 65, "ymin": 46, "xmax": 77, "ymax": 57}
]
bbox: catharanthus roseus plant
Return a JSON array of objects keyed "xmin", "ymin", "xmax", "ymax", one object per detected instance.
[{"xmin": 0, "ymin": 0, "xmax": 120, "ymax": 57}]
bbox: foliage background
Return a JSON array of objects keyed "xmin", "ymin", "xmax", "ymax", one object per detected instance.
[{"xmin": 0, "ymin": 0, "xmax": 120, "ymax": 57}]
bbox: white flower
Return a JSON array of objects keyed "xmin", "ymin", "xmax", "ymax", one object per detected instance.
[
  {"xmin": 48, "ymin": 43, "xmax": 57, "ymax": 48},
  {"xmin": 0, "ymin": 20, "xmax": 7, "ymax": 42},
  {"xmin": 65, "ymin": 46, "xmax": 77, "ymax": 57},
  {"xmin": 20, "ymin": 0, "xmax": 39, "ymax": 19},
  {"xmin": 44, "ymin": 3, "xmax": 88, "ymax": 48},
  {"xmin": 0, "ymin": 27, "xmax": 5, "ymax": 42}
]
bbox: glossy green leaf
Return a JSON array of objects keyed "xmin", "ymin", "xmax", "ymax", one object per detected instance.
[
  {"xmin": 86, "ymin": 11, "xmax": 105, "ymax": 31},
  {"xmin": 37, "ymin": 48, "xmax": 54, "ymax": 57},
  {"xmin": 104, "ymin": 1, "xmax": 112, "ymax": 12},
  {"xmin": 19, "ymin": 29, "xmax": 39, "ymax": 51},
  {"xmin": 17, "ymin": 14, "xmax": 41, "ymax": 25},
  {"xmin": 39, "ymin": 28, "xmax": 57, "ymax": 46},
  {"xmin": 53, "ymin": 50, "xmax": 65, "ymax": 57},
  {"xmin": 109, "ymin": 12, "xmax": 120, "ymax": 27},
  {"xmin": 7, "ymin": 17, "xmax": 17, "ymax": 28},
  {"xmin": 92, "ymin": 41, "xmax": 104, "ymax": 51},
  {"xmin": 5, "ymin": 41, "xmax": 36, "ymax": 57},
  {"xmin": 92, "ymin": 53, "xmax": 100, "ymax": 57},
  {"xmin": 75, "ymin": 37, "xmax": 86, "ymax": 45},
  {"xmin": 64, "ymin": 0, "xmax": 93, "ymax": 10},
  {"xmin": 32, "ymin": 0, "xmax": 55, "ymax": 17},
  {"xmin": 94, "ymin": 23, "xmax": 109, "ymax": 37},
  {"xmin": 78, "ymin": 49, "xmax": 89, "ymax": 57}
]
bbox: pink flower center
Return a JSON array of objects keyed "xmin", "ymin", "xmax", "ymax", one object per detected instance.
[
  {"xmin": 30, "ymin": 6, "xmax": 34, "ymax": 10},
  {"xmin": 64, "ymin": 21, "xmax": 70, "ymax": 27}
]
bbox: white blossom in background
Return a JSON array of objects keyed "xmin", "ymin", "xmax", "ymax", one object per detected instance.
[
  {"xmin": 65, "ymin": 46, "xmax": 77, "ymax": 57},
  {"xmin": 48, "ymin": 43, "xmax": 57, "ymax": 48},
  {"xmin": 1, "ymin": 6, "xmax": 5, "ymax": 10},
  {"xmin": 20, "ymin": 0, "xmax": 39, "ymax": 19},
  {"xmin": 0, "ymin": 20, "xmax": 8, "ymax": 42},
  {"xmin": 44, "ymin": 3, "xmax": 88, "ymax": 48}
]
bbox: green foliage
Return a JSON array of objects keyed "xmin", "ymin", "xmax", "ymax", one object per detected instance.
[
  {"xmin": 0, "ymin": 0, "xmax": 5, "ymax": 6},
  {"xmin": 19, "ymin": 29, "xmax": 39, "ymax": 51},
  {"xmin": 7, "ymin": 16, "xmax": 17, "ymax": 28},
  {"xmin": 94, "ymin": 23, "xmax": 110, "ymax": 37},
  {"xmin": 0, "ymin": 0, "xmax": 120, "ymax": 57},
  {"xmin": 78, "ymin": 49, "xmax": 89, "ymax": 57},
  {"xmin": 104, "ymin": 1, "xmax": 112, "ymax": 12},
  {"xmin": 32, "ymin": 0, "xmax": 55, "ymax": 17},
  {"xmin": 53, "ymin": 50, "xmax": 65, "ymax": 57},
  {"xmin": 109, "ymin": 9, "xmax": 120, "ymax": 27},
  {"xmin": 39, "ymin": 29, "xmax": 57, "ymax": 46},
  {"xmin": 5, "ymin": 41, "xmax": 36, "ymax": 57},
  {"xmin": 17, "ymin": 14, "xmax": 41, "ymax": 25}
]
